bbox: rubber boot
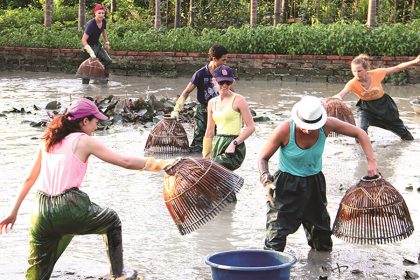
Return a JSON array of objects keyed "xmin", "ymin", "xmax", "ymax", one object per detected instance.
[
  {"xmin": 82, "ymin": 78, "xmax": 90, "ymax": 84},
  {"xmin": 104, "ymin": 227, "xmax": 124, "ymax": 278},
  {"xmin": 104, "ymin": 227, "xmax": 138, "ymax": 280}
]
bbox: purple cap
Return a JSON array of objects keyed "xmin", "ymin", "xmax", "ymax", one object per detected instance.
[
  {"xmin": 214, "ymin": 66, "xmax": 235, "ymax": 83},
  {"xmin": 67, "ymin": 98, "xmax": 108, "ymax": 121}
]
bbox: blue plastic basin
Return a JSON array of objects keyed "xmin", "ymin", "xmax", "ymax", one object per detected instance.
[{"xmin": 205, "ymin": 249, "xmax": 297, "ymax": 280}]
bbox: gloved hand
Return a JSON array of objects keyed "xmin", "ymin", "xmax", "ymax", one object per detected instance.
[
  {"xmin": 260, "ymin": 171, "xmax": 275, "ymax": 207},
  {"xmin": 170, "ymin": 110, "xmax": 179, "ymax": 119},
  {"xmin": 171, "ymin": 96, "xmax": 186, "ymax": 120},
  {"xmin": 202, "ymin": 137, "xmax": 212, "ymax": 159},
  {"xmin": 141, "ymin": 157, "xmax": 175, "ymax": 172},
  {"xmin": 264, "ymin": 183, "xmax": 276, "ymax": 207},
  {"xmin": 84, "ymin": 44, "xmax": 96, "ymax": 58}
]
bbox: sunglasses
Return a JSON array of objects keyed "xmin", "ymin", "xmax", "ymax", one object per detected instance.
[{"xmin": 217, "ymin": 81, "xmax": 232, "ymax": 86}]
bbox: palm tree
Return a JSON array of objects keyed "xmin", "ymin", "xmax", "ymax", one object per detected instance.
[
  {"xmin": 78, "ymin": 0, "xmax": 86, "ymax": 31},
  {"xmin": 155, "ymin": 0, "xmax": 161, "ymax": 30},
  {"xmin": 111, "ymin": 0, "xmax": 116, "ymax": 13},
  {"xmin": 188, "ymin": 0, "xmax": 195, "ymax": 27},
  {"xmin": 250, "ymin": 0, "xmax": 257, "ymax": 26},
  {"xmin": 280, "ymin": 0, "xmax": 288, "ymax": 23},
  {"xmin": 175, "ymin": 0, "xmax": 181, "ymax": 28},
  {"xmin": 274, "ymin": 0, "xmax": 281, "ymax": 25},
  {"xmin": 44, "ymin": 0, "xmax": 52, "ymax": 28},
  {"xmin": 410, "ymin": 0, "xmax": 415, "ymax": 20},
  {"xmin": 367, "ymin": 0, "xmax": 377, "ymax": 27}
]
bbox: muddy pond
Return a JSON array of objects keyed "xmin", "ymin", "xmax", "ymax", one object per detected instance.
[{"xmin": 0, "ymin": 71, "xmax": 419, "ymax": 280}]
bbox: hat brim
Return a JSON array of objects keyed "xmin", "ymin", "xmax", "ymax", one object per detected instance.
[
  {"xmin": 216, "ymin": 77, "xmax": 235, "ymax": 83},
  {"xmin": 94, "ymin": 111, "xmax": 108, "ymax": 121},
  {"xmin": 291, "ymin": 102, "xmax": 327, "ymax": 130}
]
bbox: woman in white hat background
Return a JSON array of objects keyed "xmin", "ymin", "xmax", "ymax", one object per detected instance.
[
  {"xmin": 0, "ymin": 97, "xmax": 174, "ymax": 280},
  {"xmin": 258, "ymin": 95, "xmax": 379, "ymax": 252}
]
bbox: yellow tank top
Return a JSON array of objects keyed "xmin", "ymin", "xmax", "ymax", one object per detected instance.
[{"xmin": 213, "ymin": 94, "xmax": 242, "ymax": 135}]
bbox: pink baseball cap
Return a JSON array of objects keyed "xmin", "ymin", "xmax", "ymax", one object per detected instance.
[{"xmin": 67, "ymin": 98, "xmax": 108, "ymax": 121}]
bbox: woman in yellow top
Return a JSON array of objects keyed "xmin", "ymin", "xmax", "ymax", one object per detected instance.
[
  {"xmin": 334, "ymin": 54, "xmax": 420, "ymax": 140},
  {"xmin": 202, "ymin": 66, "xmax": 255, "ymax": 171}
]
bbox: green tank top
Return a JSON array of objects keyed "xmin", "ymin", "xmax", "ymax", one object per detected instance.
[
  {"xmin": 213, "ymin": 94, "xmax": 242, "ymax": 135},
  {"xmin": 279, "ymin": 120, "xmax": 326, "ymax": 176}
]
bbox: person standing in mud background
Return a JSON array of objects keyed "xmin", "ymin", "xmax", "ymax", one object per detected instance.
[
  {"xmin": 0, "ymin": 98, "xmax": 174, "ymax": 280},
  {"xmin": 171, "ymin": 44, "xmax": 228, "ymax": 152},
  {"xmin": 333, "ymin": 54, "xmax": 420, "ymax": 141},
  {"xmin": 81, "ymin": 4, "xmax": 112, "ymax": 84},
  {"xmin": 258, "ymin": 96, "xmax": 379, "ymax": 252}
]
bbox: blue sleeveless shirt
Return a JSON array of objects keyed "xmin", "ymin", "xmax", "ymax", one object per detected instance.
[{"xmin": 279, "ymin": 120, "xmax": 326, "ymax": 176}]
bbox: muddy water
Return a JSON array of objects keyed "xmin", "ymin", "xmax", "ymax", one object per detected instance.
[{"xmin": 0, "ymin": 71, "xmax": 419, "ymax": 280}]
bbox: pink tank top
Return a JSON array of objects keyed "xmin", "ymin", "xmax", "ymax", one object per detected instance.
[{"xmin": 40, "ymin": 132, "xmax": 88, "ymax": 195}]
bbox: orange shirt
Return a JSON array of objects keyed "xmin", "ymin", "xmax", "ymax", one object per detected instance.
[{"xmin": 345, "ymin": 68, "xmax": 387, "ymax": 101}]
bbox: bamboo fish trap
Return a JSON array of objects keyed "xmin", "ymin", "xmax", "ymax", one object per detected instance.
[
  {"xmin": 76, "ymin": 58, "xmax": 106, "ymax": 81},
  {"xmin": 322, "ymin": 97, "xmax": 356, "ymax": 137},
  {"xmin": 163, "ymin": 158, "xmax": 244, "ymax": 235},
  {"xmin": 332, "ymin": 175, "xmax": 414, "ymax": 245},
  {"xmin": 144, "ymin": 117, "xmax": 189, "ymax": 154}
]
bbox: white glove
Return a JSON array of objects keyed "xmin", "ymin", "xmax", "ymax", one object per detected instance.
[
  {"xmin": 171, "ymin": 110, "xmax": 179, "ymax": 119},
  {"xmin": 84, "ymin": 45, "xmax": 96, "ymax": 58}
]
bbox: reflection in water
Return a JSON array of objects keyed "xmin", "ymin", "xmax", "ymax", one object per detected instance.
[{"xmin": 0, "ymin": 71, "xmax": 419, "ymax": 279}]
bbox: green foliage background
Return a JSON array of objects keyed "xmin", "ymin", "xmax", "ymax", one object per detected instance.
[{"xmin": 0, "ymin": 5, "xmax": 419, "ymax": 56}]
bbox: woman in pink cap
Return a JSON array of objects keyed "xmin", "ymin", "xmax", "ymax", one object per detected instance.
[
  {"xmin": 81, "ymin": 4, "xmax": 112, "ymax": 84},
  {"xmin": 0, "ymin": 98, "xmax": 173, "ymax": 279}
]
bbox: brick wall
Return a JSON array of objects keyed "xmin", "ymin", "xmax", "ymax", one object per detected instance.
[{"xmin": 0, "ymin": 47, "xmax": 419, "ymax": 83}]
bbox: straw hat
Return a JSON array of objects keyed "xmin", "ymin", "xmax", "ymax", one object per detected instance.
[{"xmin": 291, "ymin": 96, "xmax": 327, "ymax": 130}]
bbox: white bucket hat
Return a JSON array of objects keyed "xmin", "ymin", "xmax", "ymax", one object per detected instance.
[{"xmin": 291, "ymin": 96, "xmax": 327, "ymax": 130}]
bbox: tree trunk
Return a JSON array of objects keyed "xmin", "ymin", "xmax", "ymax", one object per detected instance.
[
  {"xmin": 393, "ymin": 0, "xmax": 397, "ymax": 22},
  {"xmin": 44, "ymin": 0, "xmax": 52, "ymax": 28},
  {"xmin": 410, "ymin": 0, "xmax": 415, "ymax": 20},
  {"xmin": 367, "ymin": 0, "xmax": 376, "ymax": 28},
  {"xmin": 274, "ymin": 0, "xmax": 281, "ymax": 25},
  {"xmin": 353, "ymin": 0, "xmax": 358, "ymax": 19},
  {"xmin": 301, "ymin": 0, "xmax": 307, "ymax": 21},
  {"xmin": 155, "ymin": 0, "xmax": 161, "ymax": 30},
  {"xmin": 280, "ymin": 0, "xmax": 288, "ymax": 23},
  {"xmin": 250, "ymin": 0, "xmax": 257, "ymax": 26},
  {"xmin": 188, "ymin": 0, "xmax": 195, "ymax": 27},
  {"xmin": 315, "ymin": 0, "xmax": 320, "ymax": 19},
  {"xmin": 78, "ymin": 0, "xmax": 86, "ymax": 31},
  {"xmin": 111, "ymin": 0, "xmax": 116, "ymax": 13},
  {"xmin": 174, "ymin": 0, "xmax": 181, "ymax": 28}
]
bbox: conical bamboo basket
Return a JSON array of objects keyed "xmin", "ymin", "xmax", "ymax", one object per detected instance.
[
  {"xmin": 76, "ymin": 58, "xmax": 106, "ymax": 80},
  {"xmin": 332, "ymin": 175, "xmax": 414, "ymax": 244},
  {"xmin": 163, "ymin": 158, "xmax": 244, "ymax": 235},
  {"xmin": 322, "ymin": 97, "xmax": 356, "ymax": 137},
  {"xmin": 144, "ymin": 117, "xmax": 189, "ymax": 154}
]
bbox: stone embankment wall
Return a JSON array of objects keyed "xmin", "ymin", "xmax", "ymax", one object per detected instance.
[{"xmin": 0, "ymin": 47, "xmax": 419, "ymax": 83}]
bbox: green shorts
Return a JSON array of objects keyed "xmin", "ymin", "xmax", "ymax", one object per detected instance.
[{"xmin": 211, "ymin": 134, "xmax": 246, "ymax": 171}]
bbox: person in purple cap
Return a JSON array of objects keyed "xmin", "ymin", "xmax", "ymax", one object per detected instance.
[
  {"xmin": 0, "ymin": 97, "xmax": 174, "ymax": 280},
  {"xmin": 203, "ymin": 65, "xmax": 255, "ymax": 173}
]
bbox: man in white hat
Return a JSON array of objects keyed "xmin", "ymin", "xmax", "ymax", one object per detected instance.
[{"xmin": 258, "ymin": 95, "xmax": 379, "ymax": 252}]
